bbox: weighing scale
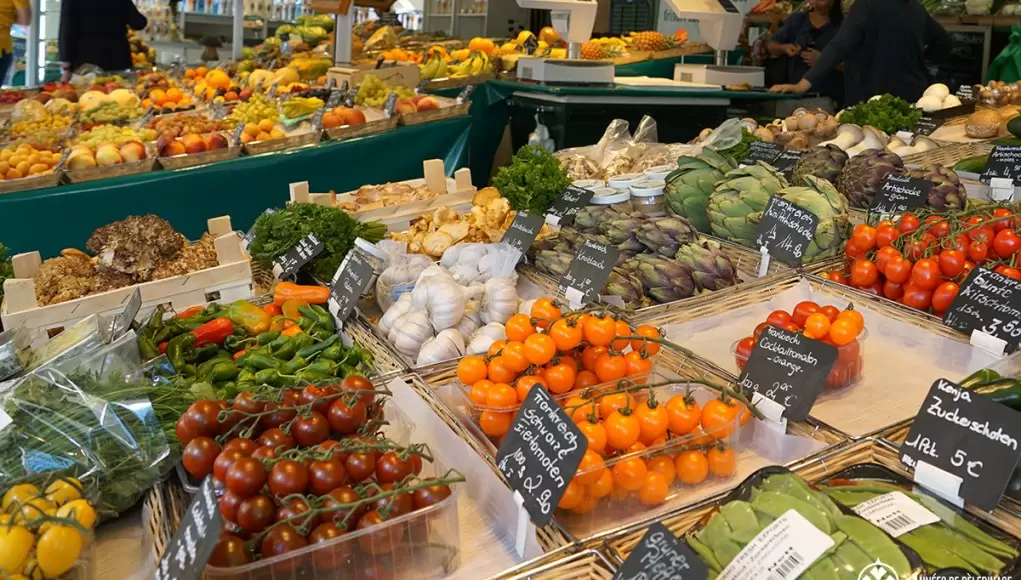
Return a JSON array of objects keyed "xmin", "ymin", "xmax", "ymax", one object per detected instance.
[
  {"xmin": 668, "ymin": 0, "xmax": 765, "ymax": 87},
  {"xmin": 513, "ymin": 0, "xmax": 614, "ymax": 85}
]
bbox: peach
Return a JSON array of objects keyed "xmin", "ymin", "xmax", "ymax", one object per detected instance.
[
  {"xmin": 204, "ymin": 133, "xmax": 229, "ymax": 150},
  {"xmin": 181, "ymin": 134, "xmax": 207, "ymax": 154},
  {"xmin": 119, "ymin": 141, "xmax": 147, "ymax": 162},
  {"xmin": 415, "ymin": 96, "xmax": 440, "ymax": 111},
  {"xmin": 255, "ymin": 131, "xmax": 271, "ymax": 142},
  {"xmin": 240, "ymin": 133, "xmax": 255, "ymax": 144},
  {"xmin": 395, "ymin": 98, "xmax": 417, "ymax": 114},
  {"xmin": 321, "ymin": 112, "xmax": 343, "ymax": 129},
  {"xmin": 244, "ymin": 123, "xmax": 261, "ymax": 138},
  {"xmin": 95, "ymin": 144, "xmax": 123, "ymax": 166},
  {"xmin": 337, "ymin": 107, "xmax": 366, "ymax": 125},
  {"xmin": 161, "ymin": 140, "xmax": 187, "ymax": 157},
  {"xmin": 66, "ymin": 153, "xmax": 97, "ymax": 170},
  {"xmin": 258, "ymin": 119, "xmax": 275, "ymax": 132}
]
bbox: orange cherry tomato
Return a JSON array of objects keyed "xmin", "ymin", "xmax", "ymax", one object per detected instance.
[
  {"xmin": 487, "ymin": 340, "xmax": 506, "ymax": 356},
  {"xmin": 565, "ymin": 394, "xmax": 599, "ymax": 423},
  {"xmin": 557, "ymin": 354, "xmax": 580, "ymax": 373},
  {"xmin": 647, "ymin": 456, "xmax": 676, "ymax": 485},
  {"xmin": 505, "ymin": 314, "xmax": 535, "ymax": 342},
  {"xmin": 578, "ymin": 420, "xmax": 608, "ymax": 455},
  {"xmin": 549, "ymin": 318, "xmax": 584, "ymax": 351},
  {"xmin": 558, "ymin": 480, "xmax": 585, "ymax": 510},
  {"xmin": 589, "ymin": 469, "xmax": 613, "ymax": 498},
  {"xmin": 583, "ymin": 315, "xmax": 617, "ymax": 347},
  {"xmin": 665, "ymin": 395, "xmax": 701, "ymax": 435},
  {"xmin": 612, "ymin": 320, "xmax": 632, "ymax": 351},
  {"xmin": 604, "ymin": 409, "xmax": 641, "ymax": 450},
  {"xmin": 514, "ymin": 376, "xmax": 547, "ymax": 403},
  {"xmin": 707, "ymin": 445, "xmax": 736, "ymax": 478},
  {"xmin": 456, "ymin": 355, "xmax": 487, "ymax": 385},
  {"xmin": 624, "ymin": 351, "xmax": 653, "ymax": 379},
  {"xmin": 637, "ymin": 471, "xmax": 669, "ymax": 505},
  {"xmin": 609, "ymin": 485, "xmax": 634, "ymax": 502},
  {"xmin": 630, "ymin": 325, "xmax": 662, "ymax": 355},
  {"xmin": 581, "ymin": 346, "xmax": 608, "ymax": 373},
  {"xmin": 468, "ymin": 379, "xmax": 493, "ymax": 406},
  {"xmin": 836, "ymin": 307, "xmax": 864, "ymax": 335},
  {"xmin": 803, "ymin": 313, "xmax": 832, "ymax": 340},
  {"xmin": 700, "ymin": 399, "xmax": 741, "ymax": 439},
  {"xmin": 479, "ymin": 411, "xmax": 512, "ymax": 436},
  {"xmin": 828, "ymin": 318, "xmax": 858, "ymax": 346},
  {"xmin": 487, "ymin": 356, "xmax": 518, "ymax": 384},
  {"xmin": 612, "ymin": 457, "xmax": 648, "ymax": 491},
  {"xmin": 500, "ymin": 341, "xmax": 530, "ymax": 373},
  {"xmin": 575, "ymin": 369, "xmax": 600, "ymax": 390},
  {"xmin": 523, "ymin": 333, "xmax": 557, "ymax": 366},
  {"xmin": 594, "ymin": 352, "xmax": 628, "ymax": 382},
  {"xmin": 675, "ymin": 450, "xmax": 709, "ymax": 485},
  {"xmin": 570, "ymin": 493, "xmax": 598, "ymax": 514},
  {"xmin": 633, "ymin": 401, "xmax": 669, "ymax": 445},
  {"xmin": 576, "ymin": 450, "xmax": 606, "ymax": 485},
  {"xmin": 530, "ymin": 298, "xmax": 561, "ymax": 329},
  {"xmin": 599, "ymin": 392, "xmax": 637, "ymax": 420},
  {"xmin": 545, "ymin": 362, "xmax": 577, "ymax": 394},
  {"xmin": 627, "ymin": 441, "xmax": 647, "ymax": 454}
]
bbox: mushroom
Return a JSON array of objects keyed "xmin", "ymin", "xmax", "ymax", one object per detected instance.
[
  {"xmin": 846, "ymin": 126, "xmax": 888, "ymax": 157},
  {"xmin": 912, "ymin": 136, "xmax": 938, "ymax": 152},
  {"xmin": 753, "ymin": 127, "xmax": 774, "ymax": 142},
  {"xmin": 798, "ymin": 115, "xmax": 818, "ymax": 131},
  {"xmin": 792, "ymin": 108, "xmax": 810, "ymax": 117},
  {"xmin": 787, "ymin": 133, "xmax": 811, "ymax": 150},
  {"xmin": 887, "ymin": 136, "xmax": 908, "ymax": 152},
  {"xmin": 819, "ymin": 124, "xmax": 864, "ymax": 150},
  {"xmin": 783, "ymin": 116, "xmax": 800, "ymax": 132},
  {"xmin": 740, "ymin": 118, "xmax": 758, "ymax": 132}
]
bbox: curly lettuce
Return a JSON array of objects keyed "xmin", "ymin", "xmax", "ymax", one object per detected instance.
[{"xmin": 493, "ymin": 145, "xmax": 571, "ymax": 215}]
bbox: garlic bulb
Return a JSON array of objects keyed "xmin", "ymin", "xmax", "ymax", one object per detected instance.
[
  {"xmin": 391, "ymin": 311, "xmax": 434, "ymax": 357},
  {"xmin": 417, "ymin": 329, "xmax": 466, "ymax": 365},
  {"xmin": 455, "ymin": 304, "xmax": 481, "ymax": 339},
  {"xmin": 472, "ymin": 322, "xmax": 507, "ymax": 342},
  {"xmin": 379, "ymin": 293, "xmax": 413, "ymax": 336},
  {"xmin": 412, "ymin": 275, "xmax": 467, "ymax": 331},
  {"xmin": 518, "ymin": 298, "xmax": 537, "ymax": 315},
  {"xmin": 480, "ymin": 277, "xmax": 519, "ymax": 324}
]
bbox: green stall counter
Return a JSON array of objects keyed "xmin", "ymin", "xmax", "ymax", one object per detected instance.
[{"xmin": 0, "ymin": 116, "xmax": 471, "ymax": 258}]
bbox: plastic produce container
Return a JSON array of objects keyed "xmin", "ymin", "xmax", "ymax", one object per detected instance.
[
  {"xmin": 589, "ymin": 189, "xmax": 632, "ymax": 212},
  {"xmin": 629, "ymin": 180, "xmax": 667, "ymax": 216},
  {"xmin": 644, "ymin": 164, "xmax": 677, "ymax": 181},
  {"xmin": 572, "ymin": 178, "xmax": 604, "ymax": 189},
  {"xmin": 731, "ymin": 328, "xmax": 868, "ymax": 389},
  {"xmin": 608, "ymin": 172, "xmax": 645, "ymax": 189}
]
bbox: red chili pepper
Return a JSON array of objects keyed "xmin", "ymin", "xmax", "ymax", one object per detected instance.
[
  {"xmin": 190, "ymin": 318, "xmax": 234, "ymax": 347},
  {"xmin": 159, "ymin": 342, "xmax": 168, "ymax": 354},
  {"xmin": 233, "ymin": 348, "xmax": 247, "ymax": 360},
  {"xmin": 175, "ymin": 306, "xmax": 205, "ymax": 319}
]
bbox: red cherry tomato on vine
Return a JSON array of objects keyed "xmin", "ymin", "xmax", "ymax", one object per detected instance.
[
  {"xmin": 735, "ymin": 337, "xmax": 755, "ymax": 361},
  {"xmin": 901, "ymin": 285, "xmax": 933, "ymax": 310},
  {"xmin": 765, "ymin": 310, "xmax": 793, "ymax": 328},
  {"xmin": 949, "ymin": 233, "xmax": 970, "ymax": 254},
  {"xmin": 820, "ymin": 305, "xmax": 840, "ymax": 322},
  {"xmin": 875, "ymin": 246, "xmax": 901, "ymax": 275},
  {"xmin": 826, "ymin": 270, "xmax": 848, "ymax": 285},
  {"xmin": 851, "ymin": 224, "xmax": 877, "ymax": 251},
  {"xmin": 995, "ymin": 265, "xmax": 1021, "ymax": 280},
  {"xmin": 992, "ymin": 208, "xmax": 1014, "ymax": 232},
  {"xmin": 898, "ymin": 214, "xmax": 921, "ymax": 233},
  {"xmin": 970, "ymin": 225, "xmax": 995, "ymax": 245},
  {"xmin": 850, "ymin": 260, "xmax": 879, "ymax": 287},
  {"xmin": 883, "ymin": 280, "xmax": 904, "ymax": 301},
  {"xmin": 875, "ymin": 225, "xmax": 899, "ymax": 248},
  {"xmin": 966, "ymin": 216, "xmax": 985, "ymax": 226},
  {"xmin": 903, "ymin": 240, "xmax": 926, "ymax": 262},
  {"xmin": 931, "ymin": 281, "xmax": 960, "ymax": 312},
  {"xmin": 884, "ymin": 256, "xmax": 913, "ymax": 284},
  {"xmin": 753, "ymin": 321, "xmax": 771, "ymax": 339},
  {"xmin": 968, "ymin": 241, "xmax": 989, "ymax": 264},
  {"xmin": 791, "ymin": 301, "xmax": 820, "ymax": 327},
  {"xmin": 845, "ymin": 240, "xmax": 867, "ymax": 260},
  {"xmin": 938, "ymin": 250, "xmax": 965, "ymax": 278},
  {"xmin": 910, "ymin": 258, "xmax": 941, "ymax": 290},
  {"xmin": 993, "ymin": 229, "xmax": 1021, "ymax": 259},
  {"xmin": 926, "ymin": 220, "xmax": 950, "ymax": 239}
]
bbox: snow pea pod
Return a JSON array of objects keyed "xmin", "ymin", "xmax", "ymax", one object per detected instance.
[
  {"xmin": 701, "ymin": 514, "xmax": 742, "ymax": 567},
  {"xmin": 834, "ymin": 515, "xmax": 911, "ymax": 578},
  {"xmin": 687, "ymin": 534, "xmax": 722, "ymax": 572},
  {"xmin": 834, "ymin": 539, "xmax": 874, "ymax": 578},
  {"xmin": 762, "ymin": 474, "xmax": 842, "ymax": 519},
  {"xmin": 910, "ymin": 525, "xmax": 1004, "ymax": 574},
  {"xmin": 802, "ymin": 555, "xmax": 840, "ymax": 580},
  {"xmin": 751, "ymin": 491, "xmax": 834, "ymax": 534},
  {"xmin": 909, "ymin": 491, "xmax": 1018, "ymax": 559},
  {"xmin": 719, "ymin": 501, "xmax": 760, "ymax": 545},
  {"xmin": 896, "ymin": 531, "xmax": 976, "ymax": 573}
]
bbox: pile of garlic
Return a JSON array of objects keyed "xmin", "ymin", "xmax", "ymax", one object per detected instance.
[{"xmin": 915, "ymin": 84, "xmax": 963, "ymax": 113}]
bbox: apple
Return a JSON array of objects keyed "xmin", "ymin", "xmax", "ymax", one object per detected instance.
[
  {"xmin": 95, "ymin": 144, "xmax": 123, "ymax": 166},
  {"xmin": 204, "ymin": 133, "xmax": 229, "ymax": 150},
  {"xmin": 415, "ymin": 96, "xmax": 440, "ymax": 112},
  {"xmin": 395, "ymin": 98, "xmax": 417, "ymax": 114},
  {"xmin": 181, "ymin": 134, "xmax": 207, "ymax": 154},
  {"xmin": 337, "ymin": 107, "xmax": 365, "ymax": 126},
  {"xmin": 119, "ymin": 141, "xmax": 146, "ymax": 162},
  {"xmin": 105, "ymin": 81, "xmax": 120, "ymax": 93},
  {"xmin": 33, "ymin": 93, "xmax": 52, "ymax": 104},
  {"xmin": 411, "ymin": 95, "xmax": 426, "ymax": 105},
  {"xmin": 239, "ymin": 88, "xmax": 253, "ymax": 101},
  {"xmin": 88, "ymin": 84, "xmax": 107, "ymax": 94}
]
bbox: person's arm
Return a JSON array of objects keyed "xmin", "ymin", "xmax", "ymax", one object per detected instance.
[
  {"xmin": 58, "ymin": 0, "xmax": 75, "ymax": 79},
  {"xmin": 772, "ymin": 0, "xmax": 869, "ymax": 93},
  {"xmin": 766, "ymin": 14, "xmax": 801, "ymax": 58},
  {"xmin": 923, "ymin": 13, "xmax": 953, "ymax": 65},
  {"xmin": 13, "ymin": 0, "xmax": 29, "ymax": 26},
  {"xmin": 125, "ymin": 0, "xmax": 148, "ymax": 30}
]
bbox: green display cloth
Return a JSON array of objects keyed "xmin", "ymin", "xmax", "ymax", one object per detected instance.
[
  {"xmin": 486, "ymin": 79, "xmax": 794, "ymax": 101},
  {"xmin": 0, "ymin": 116, "xmax": 471, "ymax": 258}
]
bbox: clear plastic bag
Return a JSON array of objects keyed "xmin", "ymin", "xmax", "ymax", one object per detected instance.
[
  {"xmin": 694, "ymin": 117, "xmax": 745, "ymax": 151},
  {"xmin": 376, "ymin": 240, "xmax": 432, "ymax": 311},
  {"xmin": 440, "ymin": 243, "xmax": 520, "ymax": 286},
  {"xmin": 0, "ymin": 331, "xmax": 172, "ymax": 520},
  {"xmin": 630, "ymin": 115, "xmax": 659, "ymax": 144}
]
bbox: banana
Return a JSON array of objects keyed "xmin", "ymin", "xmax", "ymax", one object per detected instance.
[
  {"xmin": 435, "ymin": 58, "xmax": 448, "ymax": 78},
  {"xmin": 282, "ymin": 96, "xmax": 324, "ymax": 117}
]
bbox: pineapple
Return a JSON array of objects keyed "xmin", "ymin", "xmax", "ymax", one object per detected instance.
[
  {"xmin": 630, "ymin": 31, "xmax": 670, "ymax": 51},
  {"xmin": 581, "ymin": 38, "xmax": 624, "ymax": 59}
]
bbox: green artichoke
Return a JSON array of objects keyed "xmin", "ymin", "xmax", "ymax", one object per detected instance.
[
  {"xmin": 604, "ymin": 269, "xmax": 653, "ymax": 309},
  {"xmin": 792, "ymin": 144, "xmax": 849, "ymax": 187},
  {"xmin": 574, "ymin": 206, "xmax": 622, "ymax": 234},
  {"xmin": 775, "ymin": 175, "xmax": 851, "ymax": 262},
  {"xmin": 675, "ymin": 240, "xmax": 740, "ymax": 292},
  {"xmin": 707, "ymin": 163, "xmax": 789, "ymax": 247},
  {"xmin": 907, "ymin": 164, "xmax": 967, "ymax": 211},
  {"xmin": 664, "ymin": 149, "xmax": 736, "ymax": 233},
  {"xmin": 601, "ymin": 215, "xmax": 646, "ymax": 253},
  {"xmin": 835, "ymin": 149, "xmax": 905, "ymax": 209},
  {"xmin": 534, "ymin": 250, "xmax": 572, "ymax": 277},
  {"xmin": 635, "ymin": 215, "xmax": 697, "ymax": 258},
  {"xmin": 624, "ymin": 254, "xmax": 696, "ymax": 304}
]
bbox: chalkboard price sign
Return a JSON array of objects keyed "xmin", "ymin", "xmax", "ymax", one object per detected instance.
[
  {"xmin": 737, "ymin": 325, "xmax": 838, "ymax": 421},
  {"xmin": 328, "ymin": 251, "xmax": 374, "ymax": 325},
  {"xmin": 980, "ymin": 146, "xmax": 1021, "ymax": 183},
  {"xmin": 558, "ymin": 238, "xmax": 620, "ymax": 306},
  {"xmin": 740, "ymin": 142, "xmax": 783, "ymax": 166},
  {"xmin": 546, "ymin": 185, "xmax": 594, "ymax": 226},
  {"xmin": 770, "ymin": 149, "xmax": 804, "ymax": 178},
  {"xmin": 154, "ymin": 477, "xmax": 223, "ymax": 580},
  {"xmin": 496, "ymin": 386, "xmax": 587, "ymax": 526},
  {"xmin": 614, "ymin": 522, "xmax": 709, "ymax": 580},
  {"xmin": 500, "ymin": 211, "xmax": 544, "ymax": 255},
  {"xmin": 913, "ymin": 116, "xmax": 945, "ymax": 136},
  {"xmin": 869, "ymin": 174, "xmax": 933, "ymax": 215},
  {"xmin": 942, "ymin": 267, "xmax": 1021, "ymax": 353},
  {"xmin": 900, "ymin": 378, "xmax": 1021, "ymax": 511},
  {"xmin": 272, "ymin": 233, "xmax": 325, "ymax": 278},
  {"xmin": 753, "ymin": 195, "xmax": 818, "ymax": 267}
]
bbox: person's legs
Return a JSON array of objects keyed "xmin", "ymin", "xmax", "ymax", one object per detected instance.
[{"xmin": 0, "ymin": 51, "xmax": 14, "ymax": 87}]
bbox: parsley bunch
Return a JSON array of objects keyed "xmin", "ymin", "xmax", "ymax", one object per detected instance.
[
  {"xmin": 493, "ymin": 145, "xmax": 571, "ymax": 215},
  {"xmin": 839, "ymin": 94, "xmax": 922, "ymax": 134}
]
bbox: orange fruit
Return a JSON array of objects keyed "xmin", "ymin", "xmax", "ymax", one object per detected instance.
[
  {"xmin": 195, "ymin": 66, "xmax": 208, "ymax": 77},
  {"xmin": 206, "ymin": 70, "xmax": 231, "ymax": 90},
  {"xmin": 165, "ymin": 88, "xmax": 182, "ymax": 103},
  {"xmin": 149, "ymin": 89, "xmax": 166, "ymax": 106},
  {"xmin": 6, "ymin": 168, "xmax": 22, "ymax": 179}
]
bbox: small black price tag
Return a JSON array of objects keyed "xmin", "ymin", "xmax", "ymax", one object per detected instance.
[
  {"xmin": 210, "ymin": 102, "xmax": 227, "ymax": 120},
  {"xmin": 326, "ymin": 90, "xmax": 343, "ymax": 108},
  {"xmin": 942, "ymin": 267, "xmax": 1021, "ymax": 353},
  {"xmin": 740, "ymin": 141, "xmax": 783, "ymax": 166},
  {"xmin": 231, "ymin": 124, "xmax": 244, "ymax": 146},
  {"xmin": 272, "ymin": 233, "xmax": 325, "ymax": 278},
  {"xmin": 614, "ymin": 523, "xmax": 709, "ymax": 580},
  {"xmin": 913, "ymin": 116, "xmax": 945, "ymax": 136},
  {"xmin": 545, "ymin": 185, "xmax": 594, "ymax": 226},
  {"xmin": 770, "ymin": 149, "xmax": 804, "ymax": 179},
  {"xmin": 311, "ymin": 107, "xmax": 326, "ymax": 131},
  {"xmin": 495, "ymin": 386, "xmax": 587, "ymax": 526},
  {"xmin": 980, "ymin": 145, "xmax": 1021, "ymax": 182},
  {"xmin": 500, "ymin": 211, "xmax": 544, "ymax": 255},
  {"xmin": 456, "ymin": 84, "xmax": 475, "ymax": 104},
  {"xmin": 753, "ymin": 195, "xmax": 818, "ymax": 267},
  {"xmin": 557, "ymin": 238, "xmax": 620, "ymax": 306},
  {"xmin": 154, "ymin": 477, "xmax": 223, "ymax": 580},
  {"xmin": 523, "ymin": 35, "xmax": 539, "ymax": 55},
  {"xmin": 375, "ymin": 56, "xmax": 385, "ymax": 69},
  {"xmin": 267, "ymin": 83, "xmax": 278, "ymax": 99},
  {"xmin": 737, "ymin": 325, "xmax": 838, "ymax": 422},
  {"xmin": 869, "ymin": 174, "xmax": 933, "ymax": 215},
  {"xmin": 327, "ymin": 77, "xmax": 337, "ymax": 89},
  {"xmin": 344, "ymin": 88, "xmax": 357, "ymax": 108},
  {"xmin": 900, "ymin": 378, "xmax": 1021, "ymax": 511},
  {"xmin": 956, "ymin": 84, "xmax": 975, "ymax": 100},
  {"xmin": 328, "ymin": 251, "xmax": 373, "ymax": 325},
  {"xmin": 383, "ymin": 93, "xmax": 398, "ymax": 118},
  {"xmin": 240, "ymin": 208, "xmax": 275, "ymax": 252}
]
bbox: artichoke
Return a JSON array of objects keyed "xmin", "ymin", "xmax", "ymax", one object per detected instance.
[
  {"xmin": 776, "ymin": 175, "xmax": 851, "ymax": 262},
  {"xmin": 835, "ymin": 149, "xmax": 905, "ymax": 209},
  {"xmin": 534, "ymin": 250, "xmax": 573, "ymax": 277},
  {"xmin": 675, "ymin": 240, "xmax": 740, "ymax": 292},
  {"xmin": 635, "ymin": 215, "xmax": 697, "ymax": 257},
  {"xmin": 792, "ymin": 144, "xmax": 849, "ymax": 187},
  {"xmin": 707, "ymin": 163, "xmax": 789, "ymax": 247},
  {"xmin": 601, "ymin": 214, "xmax": 646, "ymax": 253},
  {"xmin": 664, "ymin": 149, "xmax": 736, "ymax": 233},
  {"xmin": 574, "ymin": 205, "xmax": 621, "ymax": 234},
  {"xmin": 604, "ymin": 269, "xmax": 653, "ymax": 309},
  {"xmin": 907, "ymin": 164, "xmax": 967, "ymax": 210},
  {"xmin": 625, "ymin": 254, "xmax": 696, "ymax": 304}
]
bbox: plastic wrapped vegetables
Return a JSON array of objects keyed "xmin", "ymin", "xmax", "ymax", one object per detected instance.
[{"xmin": 0, "ymin": 332, "xmax": 172, "ymax": 520}]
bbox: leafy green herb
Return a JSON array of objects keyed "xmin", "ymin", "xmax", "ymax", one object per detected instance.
[
  {"xmin": 493, "ymin": 145, "xmax": 571, "ymax": 215},
  {"xmin": 0, "ymin": 242, "xmax": 12, "ymax": 303},
  {"xmin": 249, "ymin": 204, "xmax": 386, "ymax": 282},
  {"xmin": 717, "ymin": 129, "xmax": 762, "ymax": 165},
  {"xmin": 838, "ymin": 94, "xmax": 922, "ymax": 134}
]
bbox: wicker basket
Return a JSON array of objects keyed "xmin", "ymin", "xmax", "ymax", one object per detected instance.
[
  {"xmin": 242, "ymin": 129, "xmax": 321, "ymax": 156},
  {"xmin": 344, "ymin": 311, "xmax": 408, "ymax": 374},
  {"xmin": 63, "ymin": 148, "xmax": 158, "ymax": 184},
  {"xmin": 158, "ymin": 143, "xmax": 240, "ymax": 170},
  {"xmin": 0, "ymin": 170, "xmax": 61, "ymax": 194},
  {"xmin": 485, "ymin": 548, "xmax": 617, "ymax": 580},
  {"xmin": 606, "ymin": 437, "xmax": 1021, "ymax": 563},
  {"xmin": 398, "ymin": 97, "xmax": 471, "ymax": 126},
  {"xmin": 323, "ymin": 114, "xmax": 397, "ymax": 142},
  {"xmin": 900, "ymin": 141, "xmax": 993, "ymax": 168},
  {"xmin": 140, "ymin": 476, "xmax": 190, "ymax": 566}
]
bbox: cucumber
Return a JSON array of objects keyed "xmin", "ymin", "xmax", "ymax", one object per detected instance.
[
  {"xmin": 954, "ymin": 154, "xmax": 988, "ymax": 174},
  {"xmin": 1006, "ymin": 115, "xmax": 1021, "ymax": 139}
]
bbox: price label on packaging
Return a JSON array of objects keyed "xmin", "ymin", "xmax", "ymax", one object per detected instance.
[
  {"xmin": 851, "ymin": 491, "xmax": 940, "ymax": 538},
  {"xmin": 344, "ymin": 88, "xmax": 357, "ymax": 108},
  {"xmin": 942, "ymin": 267, "xmax": 1021, "ymax": 354},
  {"xmin": 545, "ymin": 185, "xmax": 594, "ymax": 226},
  {"xmin": 272, "ymin": 233, "xmax": 325, "ymax": 278},
  {"xmin": 328, "ymin": 251, "xmax": 373, "ymax": 325},
  {"xmin": 913, "ymin": 116, "xmax": 945, "ymax": 136},
  {"xmin": 980, "ymin": 145, "xmax": 1021, "ymax": 182},
  {"xmin": 614, "ymin": 522, "xmax": 709, "ymax": 580},
  {"xmin": 267, "ymin": 82, "xmax": 278, "ymax": 99},
  {"xmin": 737, "ymin": 325, "xmax": 837, "ymax": 422},
  {"xmin": 496, "ymin": 385, "xmax": 587, "ymax": 526},
  {"xmin": 717, "ymin": 510, "xmax": 834, "ymax": 580},
  {"xmin": 231, "ymin": 124, "xmax": 244, "ymax": 146},
  {"xmin": 500, "ymin": 211, "xmax": 544, "ymax": 255},
  {"xmin": 383, "ymin": 93, "xmax": 398, "ymax": 118},
  {"xmin": 770, "ymin": 149, "xmax": 804, "ymax": 179},
  {"xmin": 753, "ymin": 195, "xmax": 818, "ymax": 268},
  {"xmin": 557, "ymin": 238, "xmax": 620, "ymax": 307},
  {"xmin": 154, "ymin": 477, "xmax": 223, "ymax": 580},
  {"xmin": 311, "ymin": 108, "xmax": 326, "ymax": 131},
  {"xmin": 869, "ymin": 174, "xmax": 933, "ymax": 216},
  {"xmin": 210, "ymin": 101, "xmax": 228, "ymax": 120},
  {"xmin": 740, "ymin": 141, "xmax": 783, "ymax": 166},
  {"xmin": 240, "ymin": 208, "xmax": 275, "ymax": 252},
  {"xmin": 900, "ymin": 378, "xmax": 1021, "ymax": 511}
]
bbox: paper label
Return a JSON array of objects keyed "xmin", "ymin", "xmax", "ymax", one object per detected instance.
[
  {"xmin": 752, "ymin": 391, "xmax": 787, "ymax": 433},
  {"xmin": 970, "ymin": 329, "xmax": 1007, "ymax": 356},
  {"xmin": 851, "ymin": 491, "xmax": 940, "ymax": 538},
  {"xmin": 914, "ymin": 460, "xmax": 965, "ymax": 508},
  {"xmin": 0, "ymin": 408, "xmax": 12, "ymax": 432},
  {"xmin": 718, "ymin": 509, "xmax": 834, "ymax": 580},
  {"xmin": 989, "ymin": 177, "xmax": 1015, "ymax": 202}
]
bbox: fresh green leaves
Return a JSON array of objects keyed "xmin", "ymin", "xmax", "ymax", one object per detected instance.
[
  {"xmin": 249, "ymin": 203, "xmax": 386, "ymax": 282},
  {"xmin": 839, "ymin": 94, "xmax": 922, "ymax": 134},
  {"xmin": 717, "ymin": 129, "xmax": 762, "ymax": 165},
  {"xmin": 493, "ymin": 145, "xmax": 571, "ymax": 215}
]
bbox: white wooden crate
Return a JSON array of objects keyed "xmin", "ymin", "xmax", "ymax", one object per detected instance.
[{"xmin": 2, "ymin": 216, "xmax": 254, "ymax": 346}]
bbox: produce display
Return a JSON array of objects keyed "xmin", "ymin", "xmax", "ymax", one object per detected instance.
[
  {"xmin": 66, "ymin": 140, "xmax": 150, "ymax": 170},
  {"xmin": 0, "ymin": 144, "xmax": 60, "ymax": 181},
  {"xmin": 494, "ymin": 145, "xmax": 572, "ymax": 215},
  {"xmin": 320, "ymin": 106, "xmax": 367, "ymax": 130},
  {"xmin": 915, "ymin": 83, "xmax": 964, "ymax": 112},
  {"xmin": 148, "ymin": 112, "xmax": 228, "ymax": 139},
  {"xmin": 226, "ymin": 93, "xmax": 280, "ymax": 128},
  {"xmin": 388, "ymin": 192, "xmax": 530, "ymax": 255},
  {"xmin": 837, "ymin": 94, "xmax": 922, "ymax": 135},
  {"xmin": 73, "ymin": 124, "xmax": 158, "ymax": 147},
  {"xmin": 740, "ymin": 109, "xmax": 839, "ymax": 149},
  {"xmin": 353, "ymin": 75, "xmax": 414, "ymax": 108}
]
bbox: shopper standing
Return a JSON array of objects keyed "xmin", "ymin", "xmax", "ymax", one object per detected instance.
[
  {"xmin": 766, "ymin": 0, "xmax": 844, "ymax": 105},
  {"xmin": 769, "ymin": 0, "xmax": 952, "ymax": 104},
  {"xmin": 59, "ymin": 0, "xmax": 147, "ymax": 80},
  {"xmin": 0, "ymin": 0, "xmax": 29, "ymax": 85}
]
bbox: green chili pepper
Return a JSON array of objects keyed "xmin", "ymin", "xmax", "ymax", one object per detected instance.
[
  {"xmin": 223, "ymin": 335, "xmax": 252, "ymax": 352},
  {"xmin": 296, "ymin": 316, "xmax": 315, "ymax": 331},
  {"xmin": 151, "ymin": 320, "xmax": 186, "ymax": 345},
  {"xmin": 272, "ymin": 338, "xmax": 297, "ymax": 361},
  {"xmin": 321, "ymin": 345, "xmax": 343, "ymax": 361},
  {"xmin": 237, "ymin": 369, "xmax": 256, "ymax": 383},
  {"xmin": 180, "ymin": 363, "xmax": 198, "ymax": 377},
  {"xmin": 167, "ymin": 334, "xmax": 197, "ymax": 371},
  {"xmin": 297, "ymin": 333, "xmax": 340, "ymax": 359},
  {"xmin": 211, "ymin": 361, "xmax": 240, "ymax": 382},
  {"xmin": 185, "ymin": 344, "xmax": 221, "ymax": 364},
  {"xmin": 975, "ymin": 379, "xmax": 1021, "ymax": 410},
  {"xmin": 311, "ymin": 329, "xmax": 333, "ymax": 343},
  {"xmin": 254, "ymin": 368, "xmax": 283, "ymax": 386},
  {"xmin": 220, "ymin": 381, "xmax": 240, "ymax": 399},
  {"xmin": 257, "ymin": 330, "xmax": 281, "ymax": 345},
  {"xmin": 961, "ymin": 368, "xmax": 1002, "ymax": 389},
  {"xmin": 245, "ymin": 354, "xmax": 281, "ymax": 371},
  {"xmin": 293, "ymin": 333, "xmax": 315, "ymax": 351},
  {"xmin": 352, "ymin": 345, "xmax": 373, "ymax": 367},
  {"xmin": 299, "ymin": 360, "xmax": 336, "ymax": 377},
  {"xmin": 233, "ymin": 346, "xmax": 265, "ymax": 367},
  {"xmin": 144, "ymin": 310, "xmax": 164, "ymax": 340},
  {"xmin": 138, "ymin": 335, "xmax": 159, "ymax": 360},
  {"xmin": 300, "ymin": 305, "xmax": 334, "ymax": 332},
  {"xmin": 281, "ymin": 355, "xmax": 309, "ymax": 375},
  {"xmin": 338, "ymin": 363, "xmax": 357, "ymax": 377}
]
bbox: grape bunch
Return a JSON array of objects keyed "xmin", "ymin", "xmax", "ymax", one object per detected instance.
[
  {"xmin": 354, "ymin": 75, "xmax": 413, "ymax": 107},
  {"xmin": 74, "ymin": 125, "xmax": 158, "ymax": 147},
  {"xmin": 226, "ymin": 93, "xmax": 280, "ymax": 127}
]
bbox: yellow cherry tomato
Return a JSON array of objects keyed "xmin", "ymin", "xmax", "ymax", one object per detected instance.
[
  {"xmin": 57, "ymin": 500, "xmax": 96, "ymax": 530},
  {"xmin": 12, "ymin": 497, "xmax": 52, "ymax": 525},
  {"xmin": 1, "ymin": 484, "xmax": 39, "ymax": 512},
  {"xmin": 44, "ymin": 479, "xmax": 81, "ymax": 507},
  {"xmin": 36, "ymin": 525, "xmax": 82, "ymax": 578},
  {"xmin": 0, "ymin": 525, "xmax": 34, "ymax": 573}
]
